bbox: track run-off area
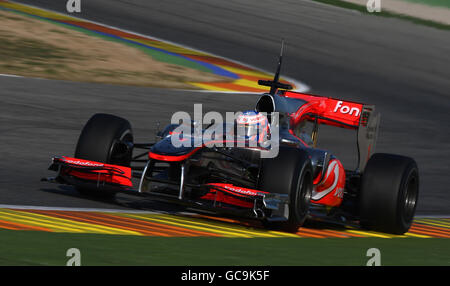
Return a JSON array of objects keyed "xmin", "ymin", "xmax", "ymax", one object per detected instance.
[
  {"xmin": 0, "ymin": 206, "xmax": 448, "ymax": 239},
  {"xmin": 0, "ymin": 0, "xmax": 306, "ymax": 93}
]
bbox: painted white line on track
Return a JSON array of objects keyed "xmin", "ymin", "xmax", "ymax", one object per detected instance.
[
  {"xmin": 0, "ymin": 73, "xmax": 23, "ymax": 78},
  {"xmin": 0, "ymin": 73, "xmax": 279, "ymax": 95},
  {"xmin": 174, "ymin": 89, "xmax": 272, "ymax": 95},
  {"xmin": 305, "ymin": 0, "xmax": 363, "ymax": 15},
  {"xmin": 0, "ymin": 74, "xmax": 286, "ymax": 95}
]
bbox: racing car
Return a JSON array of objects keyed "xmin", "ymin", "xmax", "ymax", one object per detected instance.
[{"xmin": 42, "ymin": 45, "xmax": 419, "ymax": 234}]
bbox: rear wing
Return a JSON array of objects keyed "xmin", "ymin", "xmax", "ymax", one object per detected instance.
[
  {"xmin": 305, "ymin": 100, "xmax": 380, "ymax": 171},
  {"xmin": 254, "ymin": 42, "xmax": 379, "ymax": 171},
  {"xmin": 257, "ymin": 91, "xmax": 381, "ymax": 172}
]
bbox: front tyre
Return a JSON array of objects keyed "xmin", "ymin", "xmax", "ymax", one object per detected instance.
[
  {"xmin": 74, "ymin": 113, "xmax": 134, "ymax": 199},
  {"xmin": 359, "ymin": 153, "xmax": 419, "ymax": 234}
]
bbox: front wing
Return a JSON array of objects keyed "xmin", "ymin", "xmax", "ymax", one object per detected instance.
[{"xmin": 43, "ymin": 156, "xmax": 290, "ymax": 221}]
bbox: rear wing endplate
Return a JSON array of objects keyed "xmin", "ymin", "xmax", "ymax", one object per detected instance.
[{"xmin": 357, "ymin": 105, "xmax": 380, "ymax": 172}]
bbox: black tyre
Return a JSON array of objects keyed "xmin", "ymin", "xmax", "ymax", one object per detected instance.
[
  {"xmin": 74, "ymin": 113, "xmax": 134, "ymax": 198},
  {"xmin": 359, "ymin": 153, "xmax": 419, "ymax": 234},
  {"xmin": 259, "ymin": 146, "xmax": 313, "ymax": 232}
]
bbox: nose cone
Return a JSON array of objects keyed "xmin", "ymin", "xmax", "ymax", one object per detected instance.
[{"xmin": 150, "ymin": 136, "xmax": 197, "ymax": 156}]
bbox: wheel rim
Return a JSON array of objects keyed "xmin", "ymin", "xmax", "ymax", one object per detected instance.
[
  {"xmin": 403, "ymin": 171, "xmax": 419, "ymax": 223},
  {"xmin": 297, "ymin": 171, "xmax": 312, "ymax": 218},
  {"xmin": 109, "ymin": 131, "xmax": 133, "ymax": 166}
]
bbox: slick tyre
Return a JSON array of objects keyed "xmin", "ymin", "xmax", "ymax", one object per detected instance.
[
  {"xmin": 259, "ymin": 146, "xmax": 313, "ymax": 232},
  {"xmin": 74, "ymin": 113, "xmax": 134, "ymax": 199},
  {"xmin": 359, "ymin": 153, "xmax": 419, "ymax": 234}
]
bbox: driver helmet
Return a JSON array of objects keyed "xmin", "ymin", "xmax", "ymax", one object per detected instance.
[{"xmin": 236, "ymin": 111, "xmax": 269, "ymax": 143}]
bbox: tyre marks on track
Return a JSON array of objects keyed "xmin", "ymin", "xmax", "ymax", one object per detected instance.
[{"xmin": 0, "ymin": 208, "xmax": 448, "ymax": 238}]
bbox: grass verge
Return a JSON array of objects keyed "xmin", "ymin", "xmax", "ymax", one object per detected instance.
[
  {"xmin": 312, "ymin": 0, "xmax": 450, "ymax": 30},
  {"xmin": 0, "ymin": 229, "xmax": 448, "ymax": 266},
  {"xmin": 402, "ymin": 0, "xmax": 450, "ymax": 9}
]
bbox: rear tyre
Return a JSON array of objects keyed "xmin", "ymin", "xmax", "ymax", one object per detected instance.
[
  {"xmin": 259, "ymin": 147, "xmax": 313, "ymax": 232},
  {"xmin": 359, "ymin": 153, "xmax": 419, "ymax": 234},
  {"xmin": 74, "ymin": 113, "xmax": 134, "ymax": 199}
]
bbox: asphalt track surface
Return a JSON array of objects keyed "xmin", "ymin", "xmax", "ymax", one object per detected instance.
[{"xmin": 2, "ymin": 0, "xmax": 450, "ymax": 214}]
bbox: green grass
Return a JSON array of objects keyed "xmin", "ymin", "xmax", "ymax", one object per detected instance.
[
  {"xmin": 0, "ymin": 229, "xmax": 448, "ymax": 266},
  {"xmin": 402, "ymin": 0, "xmax": 450, "ymax": 9},
  {"xmin": 312, "ymin": 0, "xmax": 450, "ymax": 30}
]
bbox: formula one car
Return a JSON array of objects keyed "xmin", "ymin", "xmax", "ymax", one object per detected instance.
[{"xmin": 43, "ymin": 46, "xmax": 419, "ymax": 234}]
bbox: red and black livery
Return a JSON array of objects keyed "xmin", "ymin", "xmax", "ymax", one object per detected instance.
[{"xmin": 43, "ymin": 44, "xmax": 419, "ymax": 234}]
